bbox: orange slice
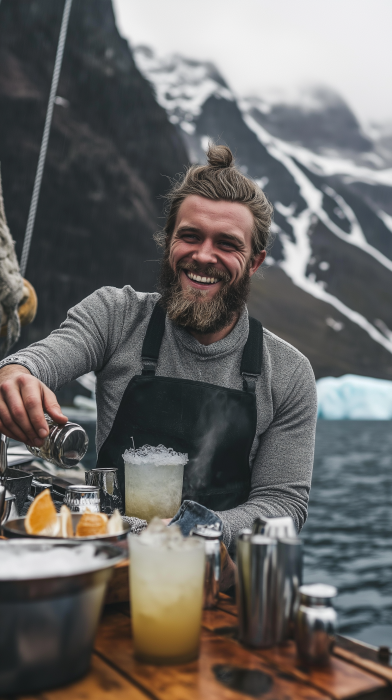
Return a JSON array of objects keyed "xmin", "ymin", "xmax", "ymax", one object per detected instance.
[
  {"xmin": 107, "ymin": 509, "xmax": 123, "ymax": 535},
  {"xmin": 25, "ymin": 489, "xmax": 60, "ymax": 536},
  {"xmin": 75, "ymin": 511, "xmax": 108, "ymax": 537},
  {"xmin": 59, "ymin": 504, "xmax": 74, "ymax": 537}
]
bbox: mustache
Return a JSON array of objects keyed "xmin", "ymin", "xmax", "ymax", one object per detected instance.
[
  {"xmin": 159, "ymin": 253, "xmax": 251, "ymax": 335},
  {"xmin": 175, "ymin": 261, "xmax": 231, "ymax": 284}
]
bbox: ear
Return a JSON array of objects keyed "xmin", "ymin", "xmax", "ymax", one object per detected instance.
[{"xmin": 249, "ymin": 250, "xmax": 266, "ymax": 276}]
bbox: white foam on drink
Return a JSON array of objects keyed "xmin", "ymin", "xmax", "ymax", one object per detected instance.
[
  {"xmin": 0, "ymin": 543, "xmax": 108, "ymax": 580},
  {"xmin": 137, "ymin": 517, "xmax": 201, "ymax": 551},
  {"xmin": 123, "ymin": 444, "xmax": 188, "ymax": 466}
]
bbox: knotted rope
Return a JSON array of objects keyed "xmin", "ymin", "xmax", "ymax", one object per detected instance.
[{"xmin": 0, "ymin": 171, "xmax": 24, "ymax": 358}]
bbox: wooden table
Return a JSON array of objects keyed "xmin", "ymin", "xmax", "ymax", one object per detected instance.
[{"xmin": 14, "ymin": 592, "xmax": 392, "ymax": 699}]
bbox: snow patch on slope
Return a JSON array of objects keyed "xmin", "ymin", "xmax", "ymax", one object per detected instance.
[
  {"xmin": 134, "ymin": 46, "xmax": 234, "ymax": 134},
  {"xmin": 242, "ymin": 113, "xmax": 392, "ymax": 355}
]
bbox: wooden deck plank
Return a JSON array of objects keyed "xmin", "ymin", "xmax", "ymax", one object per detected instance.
[
  {"xmin": 258, "ymin": 643, "xmax": 386, "ymax": 700},
  {"xmin": 215, "ymin": 593, "xmax": 237, "ymax": 617},
  {"xmin": 16, "ymin": 653, "xmax": 150, "ymax": 700},
  {"xmin": 333, "ymin": 647, "xmax": 392, "ymax": 685},
  {"xmin": 202, "ymin": 607, "xmax": 238, "ymax": 633},
  {"xmin": 202, "ymin": 606, "xmax": 387, "ymax": 700},
  {"xmin": 95, "ymin": 610, "xmax": 332, "ymax": 699}
]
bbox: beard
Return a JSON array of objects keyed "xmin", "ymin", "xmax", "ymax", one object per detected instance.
[{"xmin": 159, "ymin": 254, "xmax": 251, "ymax": 334}]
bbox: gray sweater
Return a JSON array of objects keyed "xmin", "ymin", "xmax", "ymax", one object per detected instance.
[{"xmin": 10, "ymin": 286, "xmax": 317, "ymax": 549}]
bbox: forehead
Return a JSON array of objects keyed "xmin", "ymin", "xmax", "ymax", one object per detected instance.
[{"xmin": 175, "ymin": 195, "xmax": 254, "ymax": 241}]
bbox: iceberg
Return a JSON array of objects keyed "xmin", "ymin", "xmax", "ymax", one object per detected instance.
[{"xmin": 317, "ymin": 374, "xmax": 392, "ymax": 419}]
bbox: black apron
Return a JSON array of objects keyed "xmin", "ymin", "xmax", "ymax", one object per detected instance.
[{"xmin": 96, "ymin": 303, "xmax": 263, "ymax": 511}]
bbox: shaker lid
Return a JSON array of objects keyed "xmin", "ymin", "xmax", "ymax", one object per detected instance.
[
  {"xmin": 299, "ymin": 583, "xmax": 337, "ymax": 603},
  {"xmin": 66, "ymin": 485, "xmax": 99, "ymax": 494}
]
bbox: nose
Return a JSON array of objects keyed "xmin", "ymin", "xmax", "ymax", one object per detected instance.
[{"xmin": 191, "ymin": 238, "xmax": 217, "ymax": 266}]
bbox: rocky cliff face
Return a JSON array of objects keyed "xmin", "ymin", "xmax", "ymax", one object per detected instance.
[
  {"xmin": 135, "ymin": 47, "xmax": 392, "ymax": 380},
  {"xmin": 0, "ymin": 0, "xmax": 188, "ymax": 346}
]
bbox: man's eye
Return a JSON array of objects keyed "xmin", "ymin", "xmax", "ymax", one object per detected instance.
[{"xmin": 220, "ymin": 241, "xmax": 236, "ymax": 249}]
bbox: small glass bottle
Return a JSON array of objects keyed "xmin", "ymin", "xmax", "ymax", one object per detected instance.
[{"xmin": 26, "ymin": 414, "xmax": 88, "ymax": 468}]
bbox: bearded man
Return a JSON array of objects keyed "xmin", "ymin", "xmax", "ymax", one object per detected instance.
[{"xmin": 0, "ymin": 145, "xmax": 317, "ymax": 576}]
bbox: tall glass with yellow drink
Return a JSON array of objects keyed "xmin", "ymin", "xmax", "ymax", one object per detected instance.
[{"xmin": 129, "ymin": 519, "xmax": 205, "ymax": 664}]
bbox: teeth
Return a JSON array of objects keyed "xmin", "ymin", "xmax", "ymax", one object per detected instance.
[{"xmin": 186, "ymin": 271, "xmax": 218, "ymax": 284}]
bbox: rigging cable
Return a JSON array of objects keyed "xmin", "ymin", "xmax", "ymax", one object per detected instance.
[{"xmin": 19, "ymin": 0, "xmax": 73, "ymax": 277}]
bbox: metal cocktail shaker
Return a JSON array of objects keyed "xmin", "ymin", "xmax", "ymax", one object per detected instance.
[
  {"xmin": 85, "ymin": 467, "xmax": 124, "ymax": 515},
  {"xmin": 236, "ymin": 530, "xmax": 277, "ymax": 647},
  {"xmin": 190, "ymin": 523, "xmax": 222, "ymax": 608},
  {"xmin": 276, "ymin": 538, "xmax": 303, "ymax": 643},
  {"xmin": 295, "ymin": 584, "xmax": 337, "ymax": 665},
  {"xmin": 26, "ymin": 414, "xmax": 88, "ymax": 468}
]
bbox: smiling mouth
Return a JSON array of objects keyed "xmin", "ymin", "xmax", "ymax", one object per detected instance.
[{"xmin": 185, "ymin": 270, "xmax": 220, "ymax": 285}]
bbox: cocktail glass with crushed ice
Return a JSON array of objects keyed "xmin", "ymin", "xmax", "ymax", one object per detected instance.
[
  {"xmin": 129, "ymin": 518, "xmax": 205, "ymax": 664},
  {"xmin": 123, "ymin": 444, "xmax": 188, "ymax": 522}
]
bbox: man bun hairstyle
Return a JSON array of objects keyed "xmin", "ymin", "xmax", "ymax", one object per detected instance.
[
  {"xmin": 206, "ymin": 144, "xmax": 234, "ymax": 169},
  {"xmin": 158, "ymin": 143, "xmax": 273, "ymax": 258}
]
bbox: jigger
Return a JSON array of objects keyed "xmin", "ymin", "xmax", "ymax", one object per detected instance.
[{"xmin": 85, "ymin": 467, "xmax": 124, "ymax": 514}]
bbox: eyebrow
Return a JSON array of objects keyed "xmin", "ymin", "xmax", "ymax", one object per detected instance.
[{"xmin": 176, "ymin": 226, "xmax": 245, "ymax": 247}]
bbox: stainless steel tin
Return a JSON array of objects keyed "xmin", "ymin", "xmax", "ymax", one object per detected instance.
[
  {"xmin": 85, "ymin": 467, "xmax": 124, "ymax": 514},
  {"xmin": 26, "ymin": 414, "xmax": 88, "ymax": 468},
  {"xmin": 0, "ymin": 433, "xmax": 8, "ymax": 482},
  {"xmin": 190, "ymin": 523, "xmax": 222, "ymax": 608},
  {"xmin": 0, "ymin": 539, "xmax": 124, "ymax": 695},
  {"xmin": 5, "ymin": 467, "xmax": 34, "ymax": 512},
  {"xmin": 0, "ymin": 490, "xmax": 19, "ymax": 525},
  {"xmin": 252, "ymin": 515, "xmax": 297, "ymax": 540},
  {"xmin": 64, "ymin": 484, "xmax": 100, "ymax": 513},
  {"xmin": 0, "ymin": 485, "xmax": 4, "ymax": 521},
  {"xmin": 276, "ymin": 537, "xmax": 303, "ymax": 643},
  {"xmin": 236, "ymin": 531, "xmax": 277, "ymax": 647},
  {"xmin": 295, "ymin": 583, "xmax": 338, "ymax": 665}
]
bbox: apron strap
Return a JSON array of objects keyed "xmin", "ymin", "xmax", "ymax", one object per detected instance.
[
  {"xmin": 141, "ymin": 302, "xmax": 264, "ymax": 389},
  {"xmin": 240, "ymin": 317, "xmax": 263, "ymax": 393},
  {"xmin": 141, "ymin": 302, "xmax": 166, "ymax": 375}
]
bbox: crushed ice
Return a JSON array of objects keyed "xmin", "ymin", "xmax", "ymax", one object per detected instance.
[
  {"xmin": 0, "ymin": 543, "xmax": 108, "ymax": 580},
  {"xmin": 123, "ymin": 443, "xmax": 188, "ymax": 466},
  {"xmin": 137, "ymin": 517, "xmax": 201, "ymax": 550}
]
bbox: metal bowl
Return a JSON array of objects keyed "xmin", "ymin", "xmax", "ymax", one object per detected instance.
[
  {"xmin": 5, "ymin": 467, "xmax": 33, "ymax": 513},
  {"xmin": 0, "ymin": 539, "xmax": 124, "ymax": 695},
  {"xmin": 3, "ymin": 513, "xmax": 132, "ymax": 544}
]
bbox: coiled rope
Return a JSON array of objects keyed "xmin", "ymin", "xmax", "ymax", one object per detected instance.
[{"xmin": 19, "ymin": 0, "xmax": 73, "ymax": 277}]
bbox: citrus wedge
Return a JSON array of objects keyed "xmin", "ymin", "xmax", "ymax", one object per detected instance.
[
  {"xmin": 59, "ymin": 504, "xmax": 74, "ymax": 537},
  {"xmin": 107, "ymin": 509, "xmax": 123, "ymax": 535},
  {"xmin": 75, "ymin": 511, "xmax": 108, "ymax": 537},
  {"xmin": 25, "ymin": 488, "xmax": 60, "ymax": 536}
]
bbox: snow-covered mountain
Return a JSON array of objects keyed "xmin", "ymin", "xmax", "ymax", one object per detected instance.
[{"xmin": 134, "ymin": 46, "xmax": 392, "ymax": 380}]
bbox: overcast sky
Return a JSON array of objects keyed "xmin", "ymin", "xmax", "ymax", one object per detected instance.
[{"xmin": 113, "ymin": 0, "xmax": 392, "ymax": 126}]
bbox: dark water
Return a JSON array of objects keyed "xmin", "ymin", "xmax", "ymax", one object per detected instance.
[
  {"xmin": 302, "ymin": 420, "xmax": 392, "ymax": 647},
  {"xmin": 80, "ymin": 418, "xmax": 392, "ymax": 647}
]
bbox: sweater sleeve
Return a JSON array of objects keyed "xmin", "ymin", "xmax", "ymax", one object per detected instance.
[
  {"xmin": 5, "ymin": 286, "xmax": 128, "ymax": 391},
  {"xmin": 216, "ymin": 356, "xmax": 318, "ymax": 552}
]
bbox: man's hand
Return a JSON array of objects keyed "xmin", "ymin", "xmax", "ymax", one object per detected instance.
[{"xmin": 0, "ymin": 365, "xmax": 68, "ymax": 447}]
